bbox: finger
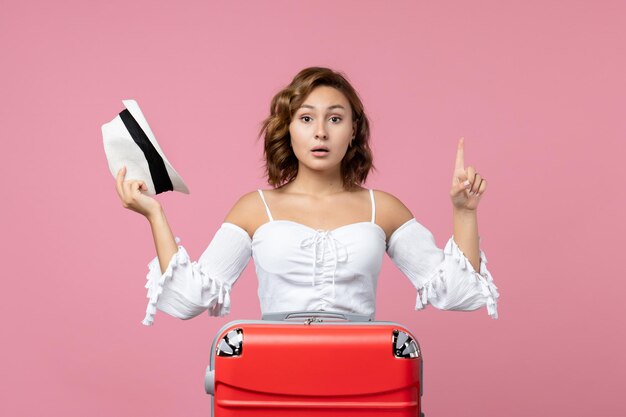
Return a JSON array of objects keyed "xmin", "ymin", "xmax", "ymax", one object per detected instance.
[
  {"xmin": 456, "ymin": 181, "xmax": 472, "ymax": 196},
  {"xmin": 453, "ymin": 171, "xmax": 469, "ymax": 188},
  {"xmin": 133, "ymin": 181, "xmax": 148, "ymax": 197},
  {"xmin": 451, "ymin": 178, "xmax": 468, "ymax": 197},
  {"xmin": 454, "ymin": 137, "xmax": 465, "ymax": 171},
  {"xmin": 465, "ymin": 166, "xmax": 476, "ymax": 188},
  {"xmin": 123, "ymin": 179, "xmax": 135, "ymax": 201},
  {"xmin": 477, "ymin": 178, "xmax": 487, "ymax": 195},
  {"xmin": 133, "ymin": 181, "xmax": 148, "ymax": 194},
  {"xmin": 470, "ymin": 173, "xmax": 481, "ymax": 194},
  {"xmin": 472, "ymin": 177, "xmax": 484, "ymax": 196},
  {"xmin": 454, "ymin": 162, "xmax": 469, "ymax": 187},
  {"xmin": 115, "ymin": 166, "xmax": 126, "ymax": 199}
]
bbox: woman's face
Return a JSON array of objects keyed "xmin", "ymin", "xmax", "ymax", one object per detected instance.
[{"xmin": 289, "ymin": 86, "xmax": 356, "ymax": 173}]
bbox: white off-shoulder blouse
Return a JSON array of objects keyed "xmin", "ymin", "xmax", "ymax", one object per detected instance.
[{"xmin": 142, "ymin": 189, "xmax": 500, "ymax": 326}]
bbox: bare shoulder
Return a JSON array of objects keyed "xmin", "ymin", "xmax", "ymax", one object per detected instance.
[
  {"xmin": 223, "ymin": 190, "xmax": 267, "ymax": 239},
  {"xmin": 372, "ymin": 189, "xmax": 414, "ymax": 241}
]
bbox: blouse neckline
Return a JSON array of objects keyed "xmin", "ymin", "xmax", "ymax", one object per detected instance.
[{"xmin": 252, "ymin": 219, "xmax": 386, "ymax": 242}]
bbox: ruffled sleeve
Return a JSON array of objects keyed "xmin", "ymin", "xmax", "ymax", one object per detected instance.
[
  {"xmin": 142, "ymin": 222, "xmax": 252, "ymax": 326},
  {"xmin": 386, "ymin": 218, "xmax": 500, "ymax": 319}
]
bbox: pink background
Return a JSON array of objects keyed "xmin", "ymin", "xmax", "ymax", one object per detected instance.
[{"xmin": 2, "ymin": 1, "xmax": 624, "ymax": 416}]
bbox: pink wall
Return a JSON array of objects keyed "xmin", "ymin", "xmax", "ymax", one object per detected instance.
[{"xmin": 2, "ymin": 0, "xmax": 624, "ymax": 415}]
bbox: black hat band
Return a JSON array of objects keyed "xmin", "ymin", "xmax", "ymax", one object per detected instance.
[{"xmin": 119, "ymin": 109, "xmax": 174, "ymax": 194}]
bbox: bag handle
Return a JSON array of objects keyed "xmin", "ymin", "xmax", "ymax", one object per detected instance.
[{"xmin": 261, "ymin": 310, "xmax": 373, "ymax": 322}]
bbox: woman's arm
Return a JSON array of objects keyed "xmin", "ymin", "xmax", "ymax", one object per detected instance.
[
  {"xmin": 373, "ymin": 139, "xmax": 498, "ymax": 318},
  {"xmin": 453, "ymin": 208, "xmax": 480, "ymax": 272},
  {"xmin": 142, "ymin": 222, "xmax": 252, "ymax": 326},
  {"xmin": 115, "ymin": 165, "xmax": 179, "ymax": 274},
  {"xmin": 449, "ymin": 137, "xmax": 488, "ymax": 273},
  {"xmin": 141, "ymin": 192, "xmax": 258, "ymax": 326},
  {"xmin": 147, "ymin": 207, "xmax": 179, "ymax": 274},
  {"xmin": 386, "ymin": 217, "xmax": 499, "ymax": 318}
]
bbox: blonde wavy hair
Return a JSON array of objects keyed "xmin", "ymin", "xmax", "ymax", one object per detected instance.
[{"xmin": 258, "ymin": 67, "xmax": 375, "ymax": 190}]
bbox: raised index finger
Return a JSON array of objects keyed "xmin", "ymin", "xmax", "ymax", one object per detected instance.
[{"xmin": 455, "ymin": 137, "xmax": 465, "ymax": 171}]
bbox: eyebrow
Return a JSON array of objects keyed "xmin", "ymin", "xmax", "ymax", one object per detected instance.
[{"xmin": 298, "ymin": 104, "xmax": 346, "ymax": 111}]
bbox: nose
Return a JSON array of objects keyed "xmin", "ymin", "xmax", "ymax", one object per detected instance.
[{"xmin": 315, "ymin": 121, "xmax": 328, "ymax": 140}]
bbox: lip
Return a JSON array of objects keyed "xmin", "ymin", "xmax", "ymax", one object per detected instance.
[
  {"xmin": 311, "ymin": 146, "xmax": 329, "ymax": 152},
  {"xmin": 311, "ymin": 148, "xmax": 330, "ymax": 157}
]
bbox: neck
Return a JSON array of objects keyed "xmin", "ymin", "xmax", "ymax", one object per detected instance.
[{"xmin": 284, "ymin": 163, "xmax": 345, "ymax": 196}]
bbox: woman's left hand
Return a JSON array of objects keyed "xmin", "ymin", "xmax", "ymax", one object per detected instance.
[{"xmin": 450, "ymin": 137, "xmax": 486, "ymax": 212}]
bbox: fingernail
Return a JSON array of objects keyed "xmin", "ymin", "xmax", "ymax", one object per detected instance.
[{"xmin": 463, "ymin": 180, "xmax": 470, "ymax": 187}]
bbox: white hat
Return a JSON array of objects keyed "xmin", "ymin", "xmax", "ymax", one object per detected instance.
[{"xmin": 102, "ymin": 99, "xmax": 190, "ymax": 195}]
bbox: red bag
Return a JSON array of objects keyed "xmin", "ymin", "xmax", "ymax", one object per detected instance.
[{"xmin": 205, "ymin": 311, "xmax": 424, "ymax": 416}]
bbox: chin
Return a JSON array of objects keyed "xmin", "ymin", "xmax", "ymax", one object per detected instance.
[{"xmin": 304, "ymin": 159, "xmax": 341, "ymax": 171}]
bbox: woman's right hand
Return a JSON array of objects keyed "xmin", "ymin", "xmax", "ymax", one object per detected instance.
[{"xmin": 115, "ymin": 166, "xmax": 162, "ymax": 220}]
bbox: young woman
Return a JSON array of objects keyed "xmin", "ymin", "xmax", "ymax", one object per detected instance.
[{"xmin": 115, "ymin": 67, "xmax": 499, "ymax": 326}]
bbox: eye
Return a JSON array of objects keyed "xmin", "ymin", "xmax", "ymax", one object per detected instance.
[
  {"xmin": 330, "ymin": 116, "xmax": 342, "ymax": 123},
  {"xmin": 300, "ymin": 116, "xmax": 312, "ymax": 123}
]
